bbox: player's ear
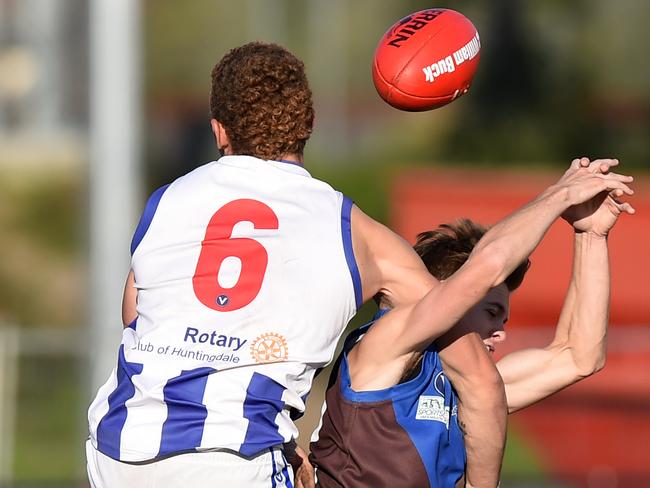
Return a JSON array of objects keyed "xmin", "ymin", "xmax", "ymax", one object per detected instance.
[{"xmin": 210, "ymin": 119, "xmax": 230, "ymax": 154}]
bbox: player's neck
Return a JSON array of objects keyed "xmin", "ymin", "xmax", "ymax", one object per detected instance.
[{"xmin": 279, "ymin": 153, "xmax": 304, "ymax": 166}]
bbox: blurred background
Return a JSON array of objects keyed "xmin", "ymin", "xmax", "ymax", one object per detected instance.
[{"xmin": 0, "ymin": 0, "xmax": 648, "ymax": 486}]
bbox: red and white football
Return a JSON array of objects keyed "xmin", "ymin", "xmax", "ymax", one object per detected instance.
[{"xmin": 372, "ymin": 9, "xmax": 481, "ymax": 111}]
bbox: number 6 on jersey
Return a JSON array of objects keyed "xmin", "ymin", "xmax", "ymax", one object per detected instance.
[{"xmin": 192, "ymin": 199, "xmax": 279, "ymax": 312}]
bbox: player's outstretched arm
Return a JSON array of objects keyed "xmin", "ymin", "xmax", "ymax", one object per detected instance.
[
  {"xmin": 496, "ymin": 233, "xmax": 610, "ymax": 413},
  {"xmin": 439, "ymin": 333, "xmax": 507, "ymax": 488},
  {"xmin": 360, "ymin": 158, "xmax": 634, "ymax": 359},
  {"xmin": 497, "ymin": 162, "xmax": 635, "ymax": 413}
]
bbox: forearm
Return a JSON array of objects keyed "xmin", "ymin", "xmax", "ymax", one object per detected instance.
[
  {"xmin": 566, "ymin": 232, "xmax": 609, "ymax": 374},
  {"xmin": 472, "ymin": 185, "xmax": 569, "ymax": 287},
  {"xmin": 498, "ymin": 232, "xmax": 610, "ymax": 412},
  {"xmin": 439, "ymin": 333, "xmax": 507, "ymax": 487},
  {"xmin": 458, "ymin": 378, "xmax": 506, "ymax": 488},
  {"xmin": 549, "ymin": 275, "xmax": 577, "ymax": 346},
  {"xmin": 387, "ymin": 186, "xmax": 571, "ymax": 354}
]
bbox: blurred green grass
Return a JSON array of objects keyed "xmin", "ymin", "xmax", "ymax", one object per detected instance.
[
  {"xmin": 0, "ymin": 174, "xmax": 84, "ymax": 328},
  {"xmin": 13, "ymin": 356, "xmax": 85, "ymax": 483},
  {"xmin": 502, "ymin": 429, "xmax": 546, "ymax": 481}
]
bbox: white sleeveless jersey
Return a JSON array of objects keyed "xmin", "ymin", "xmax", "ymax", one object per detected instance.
[{"xmin": 88, "ymin": 156, "xmax": 361, "ymax": 462}]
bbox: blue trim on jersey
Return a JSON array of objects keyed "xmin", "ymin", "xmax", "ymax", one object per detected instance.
[
  {"xmin": 341, "ymin": 195, "xmax": 362, "ymax": 309},
  {"xmin": 126, "ymin": 317, "xmax": 137, "ymax": 331},
  {"xmin": 277, "ymin": 159, "xmax": 304, "ymax": 168},
  {"xmin": 289, "ymin": 393, "xmax": 309, "ymax": 421},
  {"xmin": 240, "ymin": 373, "xmax": 287, "ymax": 457},
  {"xmin": 130, "ymin": 184, "xmax": 170, "ymax": 255},
  {"xmin": 339, "ymin": 308, "xmax": 427, "ymax": 402},
  {"xmin": 96, "ymin": 345, "xmax": 144, "ymax": 459},
  {"xmin": 339, "ymin": 348, "xmax": 431, "ymax": 403},
  {"xmin": 157, "ymin": 367, "xmax": 215, "ymax": 457}
]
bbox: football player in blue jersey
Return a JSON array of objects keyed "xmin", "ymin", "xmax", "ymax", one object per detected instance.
[{"xmin": 310, "ymin": 158, "xmax": 635, "ymax": 487}]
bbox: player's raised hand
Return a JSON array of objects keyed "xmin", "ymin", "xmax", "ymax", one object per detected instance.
[
  {"xmin": 570, "ymin": 156, "xmax": 620, "ymax": 173},
  {"xmin": 562, "ymin": 187, "xmax": 635, "ymax": 236},
  {"xmin": 561, "ymin": 159, "xmax": 636, "ymax": 236},
  {"xmin": 553, "ymin": 157, "xmax": 634, "ymax": 209}
]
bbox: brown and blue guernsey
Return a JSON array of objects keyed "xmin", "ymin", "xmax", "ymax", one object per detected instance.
[{"xmin": 310, "ymin": 318, "xmax": 465, "ymax": 488}]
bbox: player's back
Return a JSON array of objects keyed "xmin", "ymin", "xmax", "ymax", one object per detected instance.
[{"xmin": 88, "ymin": 155, "xmax": 360, "ymax": 462}]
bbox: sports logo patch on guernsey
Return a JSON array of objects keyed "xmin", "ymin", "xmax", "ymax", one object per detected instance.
[
  {"xmin": 250, "ymin": 332, "xmax": 289, "ymax": 364},
  {"xmin": 416, "ymin": 395, "xmax": 449, "ymax": 427}
]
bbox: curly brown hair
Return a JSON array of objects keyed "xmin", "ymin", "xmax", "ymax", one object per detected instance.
[
  {"xmin": 210, "ymin": 42, "xmax": 314, "ymax": 161},
  {"xmin": 414, "ymin": 218, "xmax": 530, "ymax": 291}
]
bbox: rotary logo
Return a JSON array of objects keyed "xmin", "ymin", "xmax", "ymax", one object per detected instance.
[{"xmin": 250, "ymin": 332, "xmax": 289, "ymax": 364}]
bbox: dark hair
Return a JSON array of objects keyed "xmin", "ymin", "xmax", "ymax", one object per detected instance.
[
  {"xmin": 414, "ymin": 218, "xmax": 530, "ymax": 292},
  {"xmin": 210, "ymin": 42, "xmax": 314, "ymax": 160},
  {"xmin": 395, "ymin": 219, "xmax": 530, "ymax": 384}
]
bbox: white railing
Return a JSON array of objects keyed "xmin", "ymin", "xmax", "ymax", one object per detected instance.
[{"xmin": 0, "ymin": 327, "xmax": 18, "ymax": 484}]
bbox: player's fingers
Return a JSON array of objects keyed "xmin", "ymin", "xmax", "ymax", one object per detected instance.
[
  {"xmin": 589, "ymin": 159, "xmax": 618, "ymax": 174},
  {"xmin": 619, "ymin": 202, "xmax": 636, "ymax": 215},
  {"xmin": 579, "ymin": 157, "xmax": 590, "ymax": 167},
  {"xmin": 597, "ymin": 171, "xmax": 634, "ymax": 183},
  {"xmin": 609, "ymin": 195, "xmax": 636, "ymax": 215},
  {"xmin": 569, "ymin": 158, "xmax": 588, "ymax": 171},
  {"xmin": 590, "ymin": 158, "xmax": 619, "ymax": 174},
  {"xmin": 601, "ymin": 179, "xmax": 634, "ymax": 195}
]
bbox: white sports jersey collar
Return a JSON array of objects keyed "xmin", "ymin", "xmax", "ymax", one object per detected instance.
[{"xmin": 217, "ymin": 155, "xmax": 312, "ymax": 178}]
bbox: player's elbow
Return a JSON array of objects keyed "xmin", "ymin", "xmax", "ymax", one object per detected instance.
[
  {"xmin": 475, "ymin": 367, "xmax": 506, "ymax": 406},
  {"xmin": 592, "ymin": 356, "xmax": 606, "ymax": 374},
  {"xmin": 455, "ymin": 358, "xmax": 506, "ymax": 407},
  {"xmin": 440, "ymin": 336, "xmax": 506, "ymax": 415},
  {"xmin": 586, "ymin": 355, "xmax": 607, "ymax": 376},
  {"xmin": 573, "ymin": 352, "xmax": 607, "ymax": 379}
]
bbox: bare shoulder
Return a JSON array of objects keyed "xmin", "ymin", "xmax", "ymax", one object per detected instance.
[{"xmin": 350, "ymin": 204, "xmax": 436, "ymax": 307}]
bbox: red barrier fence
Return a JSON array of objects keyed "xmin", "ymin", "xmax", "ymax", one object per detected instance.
[{"xmin": 391, "ymin": 168, "xmax": 650, "ymax": 487}]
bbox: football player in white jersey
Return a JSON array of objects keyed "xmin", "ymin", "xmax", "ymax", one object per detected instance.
[{"xmin": 85, "ymin": 42, "xmax": 634, "ymax": 488}]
